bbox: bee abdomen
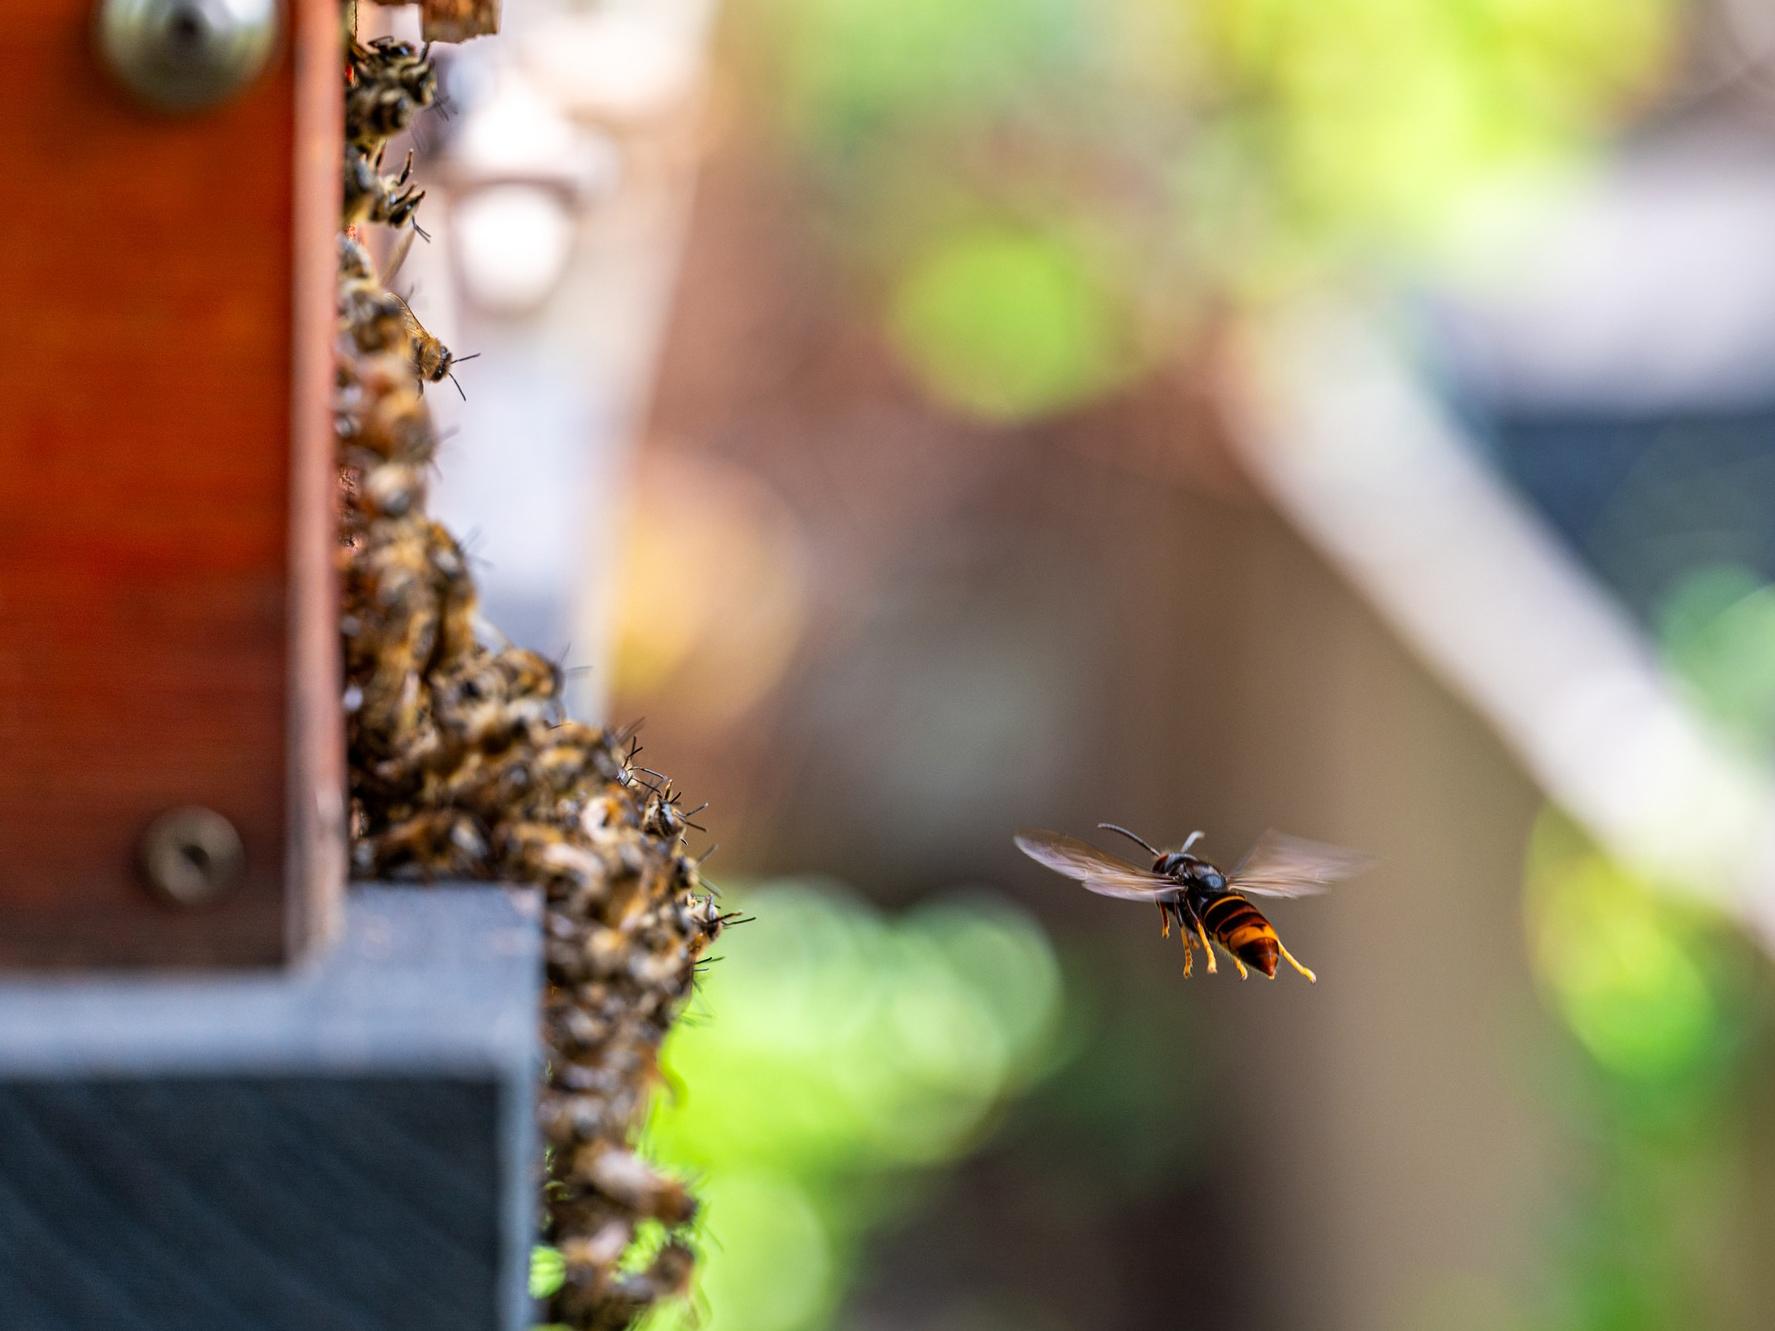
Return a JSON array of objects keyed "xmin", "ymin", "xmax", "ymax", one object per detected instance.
[{"xmin": 1200, "ymin": 893, "xmax": 1281, "ymax": 978}]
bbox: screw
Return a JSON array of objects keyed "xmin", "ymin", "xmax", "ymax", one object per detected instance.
[
  {"xmin": 139, "ymin": 806, "xmax": 246, "ymax": 907},
  {"xmin": 94, "ymin": 0, "xmax": 280, "ymax": 113}
]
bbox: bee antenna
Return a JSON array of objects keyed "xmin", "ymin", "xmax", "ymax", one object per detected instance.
[
  {"xmin": 1098, "ymin": 822, "xmax": 1161, "ymax": 856},
  {"xmin": 454, "ymin": 353, "xmax": 482, "ymax": 364},
  {"xmin": 412, "ymin": 220, "xmax": 432, "ymax": 243},
  {"xmin": 447, "ymin": 371, "xmax": 466, "ymax": 401}
]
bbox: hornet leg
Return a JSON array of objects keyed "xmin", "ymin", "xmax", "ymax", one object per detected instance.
[
  {"xmin": 1218, "ymin": 942, "xmax": 1249, "ymax": 980},
  {"xmin": 1158, "ymin": 903, "xmax": 1171, "ymax": 939},
  {"xmin": 1189, "ymin": 909, "xmax": 1218, "ymax": 975},
  {"xmin": 1276, "ymin": 939, "xmax": 1317, "ymax": 983}
]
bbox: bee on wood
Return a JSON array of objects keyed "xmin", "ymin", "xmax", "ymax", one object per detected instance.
[
  {"xmin": 340, "ymin": 283, "xmax": 406, "ymax": 356},
  {"xmin": 498, "ymin": 820, "xmax": 605, "ymax": 897},
  {"xmin": 359, "ymin": 461, "xmax": 427, "ymax": 519},
  {"xmin": 339, "ymin": 232, "xmax": 375, "ymax": 282},
  {"xmin": 641, "ymin": 784, "xmax": 708, "ymax": 845},
  {"xmin": 1014, "ymin": 824, "xmax": 1371, "ymax": 981},
  {"xmin": 533, "ymin": 722, "xmax": 623, "ymax": 794},
  {"xmin": 354, "ymin": 808, "xmax": 489, "ymax": 879},
  {"xmin": 492, "ymin": 645, "xmax": 564, "ymax": 708},
  {"xmin": 389, "ymin": 292, "xmax": 479, "ymax": 400},
  {"xmin": 344, "ymin": 364, "xmax": 435, "ymax": 468},
  {"xmin": 345, "ymin": 38, "xmax": 438, "ymax": 150},
  {"xmin": 580, "ymin": 1146, "xmax": 697, "ymax": 1226},
  {"xmin": 343, "ymin": 146, "xmax": 430, "ymax": 238}
]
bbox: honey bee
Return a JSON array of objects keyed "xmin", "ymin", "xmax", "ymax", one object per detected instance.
[
  {"xmin": 347, "ymin": 361, "xmax": 434, "ymax": 465},
  {"xmin": 360, "ymin": 461, "xmax": 426, "ymax": 519},
  {"xmin": 340, "ymin": 284, "xmax": 410, "ymax": 356},
  {"xmin": 339, "ymin": 232, "xmax": 375, "ymax": 282},
  {"xmin": 579, "ymin": 1146, "xmax": 697, "ymax": 1226},
  {"xmin": 533, "ymin": 721, "xmax": 623, "ymax": 793},
  {"xmin": 641, "ymin": 784, "xmax": 708, "ymax": 844},
  {"xmin": 343, "ymin": 146, "xmax": 430, "ymax": 238},
  {"xmin": 492, "ymin": 645, "xmax": 564, "ymax": 707},
  {"xmin": 354, "ymin": 808, "xmax": 489, "ymax": 879},
  {"xmin": 345, "ymin": 38, "xmax": 438, "ymax": 150},
  {"xmin": 1014, "ymin": 824, "xmax": 1371, "ymax": 981},
  {"xmin": 432, "ymin": 550, "xmax": 480, "ymax": 668},
  {"xmin": 389, "ymin": 292, "xmax": 478, "ymax": 399}
]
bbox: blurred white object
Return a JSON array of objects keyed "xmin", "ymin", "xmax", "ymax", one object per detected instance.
[
  {"xmin": 519, "ymin": 0, "xmax": 718, "ymax": 126},
  {"xmin": 1225, "ymin": 296, "xmax": 1775, "ymax": 948},
  {"xmin": 422, "ymin": 0, "xmax": 720, "ymax": 713},
  {"xmin": 1428, "ymin": 128, "xmax": 1775, "ymax": 414},
  {"xmin": 454, "ymin": 185, "xmax": 580, "ymax": 315}
]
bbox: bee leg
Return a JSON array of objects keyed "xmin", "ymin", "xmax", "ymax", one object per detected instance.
[
  {"xmin": 1190, "ymin": 912, "xmax": 1218, "ymax": 975},
  {"xmin": 1276, "ymin": 939, "xmax": 1317, "ymax": 983}
]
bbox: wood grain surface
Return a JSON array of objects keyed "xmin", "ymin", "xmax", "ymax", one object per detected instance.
[{"xmin": 0, "ymin": 0, "xmax": 344, "ymax": 966}]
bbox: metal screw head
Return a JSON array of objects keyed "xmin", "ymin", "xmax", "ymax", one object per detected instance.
[
  {"xmin": 139, "ymin": 806, "xmax": 246, "ymax": 907},
  {"xmin": 95, "ymin": 0, "xmax": 280, "ymax": 112}
]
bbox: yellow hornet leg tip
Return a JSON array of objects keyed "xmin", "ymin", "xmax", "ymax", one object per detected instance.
[
  {"xmin": 1191, "ymin": 917, "xmax": 1218, "ymax": 974},
  {"xmin": 1276, "ymin": 941, "xmax": 1317, "ymax": 983}
]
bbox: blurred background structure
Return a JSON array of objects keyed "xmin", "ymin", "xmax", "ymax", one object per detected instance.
[{"xmin": 383, "ymin": 1, "xmax": 1775, "ymax": 1328}]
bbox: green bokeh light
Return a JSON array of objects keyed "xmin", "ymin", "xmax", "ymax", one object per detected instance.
[
  {"xmin": 693, "ymin": 1172, "xmax": 835, "ymax": 1331},
  {"xmin": 746, "ymin": 0, "xmax": 1682, "ymax": 417},
  {"xmin": 1522, "ymin": 814, "xmax": 1722, "ymax": 1083},
  {"xmin": 639, "ymin": 881, "xmax": 1064, "ymax": 1331},
  {"xmin": 1657, "ymin": 564, "xmax": 1775, "ymax": 755},
  {"xmin": 887, "ymin": 224, "xmax": 1128, "ymax": 422},
  {"xmin": 529, "ymin": 1245, "xmax": 565, "ymax": 1302}
]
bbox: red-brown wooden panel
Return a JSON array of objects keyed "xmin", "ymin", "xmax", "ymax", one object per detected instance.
[{"xmin": 0, "ymin": 0, "xmax": 343, "ymax": 965}]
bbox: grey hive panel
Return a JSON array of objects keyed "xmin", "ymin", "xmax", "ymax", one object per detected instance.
[{"xmin": 0, "ymin": 886, "xmax": 541, "ymax": 1331}]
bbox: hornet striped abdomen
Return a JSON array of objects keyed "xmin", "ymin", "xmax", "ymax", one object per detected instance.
[
  {"xmin": 1194, "ymin": 892, "xmax": 1282, "ymax": 979},
  {"xmin": 1014, "ymin": 822, "xmax": 1373, "ymax": 983}
]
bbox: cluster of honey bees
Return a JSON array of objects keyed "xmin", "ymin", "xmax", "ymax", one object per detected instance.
[{"xmin": 336, "ymin": 20, "xmax": 725, "ymax": 1327}]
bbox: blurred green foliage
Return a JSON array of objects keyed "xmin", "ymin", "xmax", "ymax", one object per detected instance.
[
  {"xmin": 739, "ymin": 0, "xmax": 1680, "ymax": 421},
  {"xmin": 1658, "ymin": 565, "xmax": 1775, "ymax": 759},
  {"xmin": 1523, "ymin": 814, "xmax": 1745, "ymax": 1091},
  {"xmin": 888, "ymin": 223, "xmax": 1127, "ymax": 423},
  {"xmin": 632, "ymin": 881, "xmax": 1066, "ymax": 1331},
  {"xmin": 1522, "ymin": 812, "xmax": 1770, "ymax": 1331}
]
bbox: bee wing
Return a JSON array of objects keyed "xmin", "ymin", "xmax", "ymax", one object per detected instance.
[
  {"xmin": 1013, "ymin": 829, "xmax": 1175, "ymax": 901},
  {"xmin": 382, "ymin": 224, "xmax": 417, "ymax": 288},
  {"xmin": 1229, "ymin": 830, "xmax": 1373, "ymax": 899}
]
